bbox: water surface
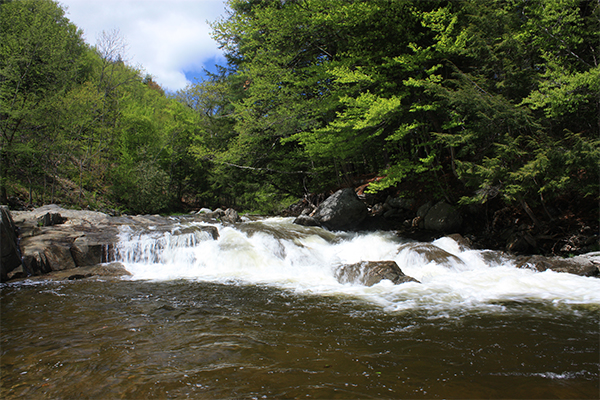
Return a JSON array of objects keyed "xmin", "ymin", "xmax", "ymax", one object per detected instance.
[{"xmin": 1, "ymin": 217, "xmax": 599, "ymax": 398}]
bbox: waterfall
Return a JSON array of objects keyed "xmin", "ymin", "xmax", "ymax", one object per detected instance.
[{"xmin": 113, "ymin": 217, "xmax": 600, "ymax": 311}]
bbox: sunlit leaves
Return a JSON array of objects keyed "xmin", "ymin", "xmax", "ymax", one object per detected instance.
[
  {"xmin": 0, "ymin": 0, "xmax": 89, "ymax": 202},
  {"xmin": 523, "ymin": 65, "xmax": 600, "ymax": 118}
]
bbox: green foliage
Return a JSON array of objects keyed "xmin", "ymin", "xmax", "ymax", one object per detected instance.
[
  {"xmin": 210, "ymin": 0, "xmax": 598, "ymax": 219},
  {"xmin": 2, "ymin": 0, "xmax": 597, "ymax": 220},
  {"xmin": 0, "ymin": 0, "xmax": 90, "ymax": 203},
  {"xmin": 0, "ymin": 0, "xmax": 211, "ymax": 213}
]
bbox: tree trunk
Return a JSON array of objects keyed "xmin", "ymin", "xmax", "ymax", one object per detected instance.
[
  {"xmin": 0, "ymin": 149, "xmax": 8, "ymax": 204},
  {"xmin": 520, "ymin": 199, "xmax": 540, "ymax": 226}
]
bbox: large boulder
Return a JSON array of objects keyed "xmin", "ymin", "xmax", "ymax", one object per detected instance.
[
  {"xmin": 422, "ymin": 201, "xmax": 463, "ymax": 233},
  {"xmin": 1, "ymin": 206, "xmax": 22, "ymax": 282},
  {"xmin": 386, "ymin": 197, "xmax": 415, "ymax": 211},
  {"xmin": 335, "ymin": 260, "xmax": 419, "ymax": 286},
  {"xmin": 311, "ymin": 188, "xmax": 368, "ymax": 231},
  {"xmin": 11, "ymin": 206, "xmax": 120, "ymax": 277},
  {"xmin": 20, "ymin": 230, "xmax": 78, "ymax": 274}
]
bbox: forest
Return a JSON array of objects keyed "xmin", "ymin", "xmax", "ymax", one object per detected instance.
[{"xmin": 1, "ymin": 0, "xmax": 598, "ymax": 226}]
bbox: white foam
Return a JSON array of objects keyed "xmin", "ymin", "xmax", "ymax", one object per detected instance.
[{"xmin": 114, "ymin": 217, "xmax": 600, "ymax": 310}]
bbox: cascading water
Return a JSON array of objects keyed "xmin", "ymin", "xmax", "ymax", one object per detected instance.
[
  {"xmin": 2, "ymin": 215, "xmax": 599, "ymax": 399},
  {"xmin": 113, "ymin": 216, "xmax": 600, "ymax": 311}
]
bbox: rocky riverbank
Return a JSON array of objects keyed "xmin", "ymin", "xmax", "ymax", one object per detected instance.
[
  {"xmin": 1, "ymin": 191, "xmax": 599, "ymax": 283},
  {"xmin": 286, "ymin": 187, "xmax": 600, "ymax": 255},
  {"xmin": 287, "ymin": 188, "xmax": 599, "ymax": 276},
  {"xmin": 0, "ymin": 205, "xmax": 223, "ymax": 282}
]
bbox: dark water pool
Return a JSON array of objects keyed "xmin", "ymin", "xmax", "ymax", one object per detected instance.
[{"xmin": 1, "ymin": 279, "xmax": 598, "ymax": 399}]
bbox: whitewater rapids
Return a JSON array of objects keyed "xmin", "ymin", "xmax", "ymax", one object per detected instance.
[{"xmin": 113, "ymin": 217, "xmax": 600, "ymax": 312}]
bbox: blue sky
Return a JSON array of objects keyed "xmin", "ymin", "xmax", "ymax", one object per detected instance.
[{"xmin": 59, "ymin": 0, "xmax": 228, "ymax": 92}]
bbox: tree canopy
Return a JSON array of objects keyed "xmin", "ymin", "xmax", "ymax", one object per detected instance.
[
  {"xmin": 1, "ymin": 0, "xmax": 598, "ymax": 223},
  {"xmin": 208, "ymin": 0, "xmax": 599, "ymax": 217}
]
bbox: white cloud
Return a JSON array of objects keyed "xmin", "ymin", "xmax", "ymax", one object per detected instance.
[{"xmin": 59, "ymin": 0, "xmax": 228, "ymax": 91}]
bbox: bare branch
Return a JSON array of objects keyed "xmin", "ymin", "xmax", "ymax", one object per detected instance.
[
  {"xmin": 96, "ymin": 29, "xmax": 130, "ymax": 63},
  {"xmin": 220, "ymin": 161, "xmax": 315, "ymax": 175}
]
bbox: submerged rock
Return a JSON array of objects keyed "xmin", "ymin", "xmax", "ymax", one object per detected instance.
[
  {"xmin": 174, "ymin": 225, "xmax": 219, "ymax": 240},
  {"xmin": 515, "ymin": 253, "xmax": 600, "ymax": 277},
  {"xmin": 8, "ymin": 262, "xmax": 131, "ymax": 282},
  {"xmin": 335, "ymin": 260, "xmax": 419, "ymax": 286},
  {"xmin": 293, "ymin": 214, "xmax": 320, "ymax": 227},
  {"xmin": 402, "ymin": 242, "xmax": 465, "ymax": 266}
]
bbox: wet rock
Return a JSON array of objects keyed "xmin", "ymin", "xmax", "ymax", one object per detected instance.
[
  {"xmin": 11, "ymin": 206, "xmax": 120, "ymax": 279},
  {"xmin": 68, "ymin": 274, "xmax": 89, "ymax": 280},
  {"xmin": 417, "ymin": 201, "xmax": 433, "ymax": 219},
  {"xmin": 9, "ymin": 263, "xmax": 131, "ymax": 282},
  {"xmin": 222, "ymin": 208, "xmax": 241, "ymax": 223},
  {"xmin": 311, "ymin": 188, "xmax": 368, "ymax": 231},
  {"xmin": 1, "ymin": 206, "xmax": 22, "ymax": 282},
  {"xmin": 6, "ymin": 265, "xmax": 26, "ymax": 280},
  {"xmin": 174, "ymin": 225, "xmax": 219, "ymax": 240},
  {"xmin": 196, "ymin": 208, "xmax": 229, "ymax": 222},
  {"xmin": 71, "ymin": 229, "xmax": 119, "ymax": 267},
  {"xmin": 21, "ymin": 232, "xmax": 77, "ymax": 274},
  {"xmin": 7, "ymin": 205, "xmax": 227, "ymax": 281},
  {"xmin": 514, "ymin": 253, "xmax": 600, "ymax": 277},
  {"xmin": 446, "ymin": 233, "xmax": 472, "ymax": 251},
  {"xmin": 401, "ymin": 243, "xmax": 465, "ymax": 266},
  {"xmin": 335, "ymin": 260, "xmax": 420, "ymax": 286},
  {"xmin": 17, "ymin": 213, "xmax": 121, "ymax": 276},
  {"xmin": 383, "ymin": 208, "xmax": 402, "ymax": 219},
  {"xmin": 293, "ymin": 214, "xmax": 321, "ymax": 227},
  {"xmin": 91, "ymin": 262, "xmax": 132, "ymax": 277}
]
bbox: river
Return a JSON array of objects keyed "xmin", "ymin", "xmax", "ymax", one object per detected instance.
[{"xmin": 1, "ymin": 216, "xmax": 599, "ymax": 398}]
